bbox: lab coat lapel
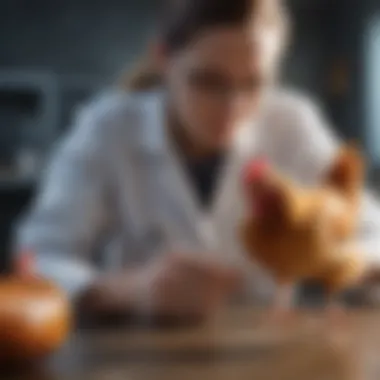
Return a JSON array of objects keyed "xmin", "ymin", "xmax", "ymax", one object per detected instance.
[
  {"xmin": 159, "ymin": 115, "xmax": 258, "ymax": 255},
  {"xmin": 205, "ymin": 121, "xmax": 258, "ymax": 257},
  {"xmin": 132, "ymin": 91, "xmax": 204, "ymax": 252},
  {"xmin": 133, "ymin": 91, "xmax": 257, "ymax": 255}
]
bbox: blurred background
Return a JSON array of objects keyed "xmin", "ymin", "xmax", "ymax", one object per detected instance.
[{"xmin": 0, "ymin": 0, "xmax": 379, "ymax": 271}]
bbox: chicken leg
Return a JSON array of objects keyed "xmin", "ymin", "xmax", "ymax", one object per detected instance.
[{"xmin": 265, "ymin": 282, "xmax": 298, "ymax": 326}]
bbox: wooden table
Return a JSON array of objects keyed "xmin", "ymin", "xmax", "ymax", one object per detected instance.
[{"xmin": 3, "ymin": 307, "xmax": 380, "ymax": 380}]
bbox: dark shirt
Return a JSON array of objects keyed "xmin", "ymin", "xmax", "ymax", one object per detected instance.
[{"xmin": 180, "ymin": 151, "xmax": 227, "ymax": 209}]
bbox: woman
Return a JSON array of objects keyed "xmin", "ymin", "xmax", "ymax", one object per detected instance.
[{"xmin": 14, "ymin": 0, "xmax": 380, "ymax": 320}]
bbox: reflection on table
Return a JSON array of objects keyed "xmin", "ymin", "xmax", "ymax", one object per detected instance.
[{"xmin": 2, "ymin": 307, "xmax": 380, "ymax": 380}]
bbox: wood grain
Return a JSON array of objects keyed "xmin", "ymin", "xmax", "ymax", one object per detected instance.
[{"xmin": 3, "ymin": 307, "xmax": 380, "ymax": 380}]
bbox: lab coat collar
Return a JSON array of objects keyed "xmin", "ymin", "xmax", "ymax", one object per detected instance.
[{"xmin": 129, "ymin": 89, "xmax": 169, "ymax": 157}]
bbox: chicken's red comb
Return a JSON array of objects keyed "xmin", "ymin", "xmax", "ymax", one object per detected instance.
[{"xmin": 243, "ymin": 157, "xmax": 269, "ymax": 184}]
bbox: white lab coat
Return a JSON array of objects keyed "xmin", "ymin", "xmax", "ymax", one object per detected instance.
[{"xmin": 14, "ymin": 88, "xmax": 380, "ymax": 301}]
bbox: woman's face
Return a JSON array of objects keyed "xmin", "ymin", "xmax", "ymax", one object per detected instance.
[{"xmin": 162, "ymin": 26, "xmax": 279, "ymax": 152}]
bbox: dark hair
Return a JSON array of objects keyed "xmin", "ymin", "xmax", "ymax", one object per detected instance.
[
  {"xmin": 161, "ymin": 0, "xmax": 259, "ymax": 52},
  {"xmin": 122, "ymin": 0, "xmax": 289, "ymax": 90}
]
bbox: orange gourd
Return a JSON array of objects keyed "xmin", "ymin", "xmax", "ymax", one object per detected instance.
[{"xmin": 0, "ymin": 276, "xmax": 71, "ymax": 363}]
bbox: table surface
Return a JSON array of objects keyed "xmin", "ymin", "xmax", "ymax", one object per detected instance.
[{"xmin": 4, "ymin": 307, "xmax": 380, "ymax": 380}]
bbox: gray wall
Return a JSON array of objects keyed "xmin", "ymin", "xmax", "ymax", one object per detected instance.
[
  {"xmin": 0, "ymin": 0, "xmax": 330, "ymax": 126},
  {"xmin": 282, "ymin": 7, "xmax": 330, "ymax": 103},
  {"xmin": 0, "ymin": 0, "xmax": 156, "ymax": 78},
  {"xmin": 0, "ymin": 0, "xmax": 160, "ymax": 134}
]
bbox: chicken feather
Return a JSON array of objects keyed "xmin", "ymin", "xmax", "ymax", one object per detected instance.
[{"xmin": 240, "ymin": 144, "xmax": 365, "ymax": 323}]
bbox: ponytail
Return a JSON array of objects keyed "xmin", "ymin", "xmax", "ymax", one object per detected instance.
[{"xmin": 120, "ymin": 53, "xmax": 163, "ymax": 92}]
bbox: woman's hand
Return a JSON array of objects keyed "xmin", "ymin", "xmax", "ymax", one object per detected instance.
[
  {"xmin": 80, "ymin": 252, "xmax": 243, "ymax": 322},
  {"xmin": 134, "ymin": 252, "xmax": 243, "ymax": 319}
]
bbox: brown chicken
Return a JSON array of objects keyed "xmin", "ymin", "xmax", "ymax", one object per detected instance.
[{"xmin": 240, "ymin": 144, "xmax": 366, "ymax": 322}]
